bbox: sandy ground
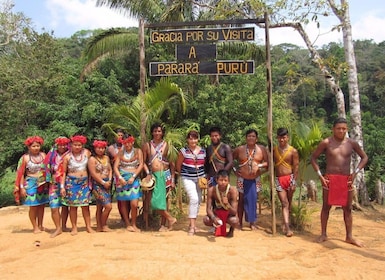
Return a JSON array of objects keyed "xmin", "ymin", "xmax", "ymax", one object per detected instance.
[{"xmin": 0, "ymin": 200, "xmax": 384, "ymax": 280}]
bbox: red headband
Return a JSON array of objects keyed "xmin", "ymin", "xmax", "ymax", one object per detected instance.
[
  {"xmin": 71, "ymin": 135, "xmax": 87, "ymax": 144},
  {"xmin": 55, "ymin": 137, "xmax": 70, "ymax": 146},
  {"xmin": 122, "ymin": 136, "xmax": 135, "ymax": 144},
  {"xmin": 93, "ymin": 140, "xmax": 108, "ymax": 148},
  {"xmin": 24, "ymin": 136, "xmax": 44, "ymax": 146}
]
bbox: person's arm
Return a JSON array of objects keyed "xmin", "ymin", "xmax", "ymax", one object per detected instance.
[
  {"xmin": 60, "ymin": 155, "xmax": 69, "ymax": 197},
  {"xmin": 15, "ymin": 155, "xmax": 27, "ymax": 199},
  {"xmin": 175, "ymin": 150, "xmax": 184, "ymax": 174},
  {"xmin": 291, "ymin": 148, "xmax": 300, "ymax": 190},
  {"xmin": 206, "ymin": 187, "xmax": 215, "ymax": 220},
  {"xmin": 105, "ymin": 156, "xmax": 113, "ymax": 190},
  {"xmin": 223, "ymin": 144, "xmax": 234, "ymax": 172},
  {"xmin": 259, "ymin": 145, "xmax": 269, "ymax": 170},
  {"xmin": 228, "ymin": 187, "xmax": 238, "ymax": 216},
  {"xmin": 87, "ymin": 157, "xmax": 105, "ymax": 186},
  {"xmin": 351, "ymin": 140, "xmax": 369, "ymax": 177},
  {"xmin": 311, "ymin": 139, "xmax": 328, "ymax": 187},
  {"xmin": 232, "ymin": 147, "xmax": 240, "ymax": 176},
  {"xmin": 113, "ymin": 152, "xmax": 125, "ymax": 185}
]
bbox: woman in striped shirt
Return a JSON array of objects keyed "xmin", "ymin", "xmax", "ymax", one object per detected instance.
[{"xmin": 176, "ymin": 130, "xmax": 206, "ymax": 236}]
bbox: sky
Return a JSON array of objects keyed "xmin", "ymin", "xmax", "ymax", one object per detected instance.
[{"xmin": 10, "ymin": 0, "xmax": 385, "ymax": 47}]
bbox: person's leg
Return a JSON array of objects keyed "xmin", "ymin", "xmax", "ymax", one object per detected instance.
[
  {"xmin": 69, "ymin": 206, "xmax": 78, "ymax": 235},
  {"xmin": 101, "ymin": 203, "xmax": 112, "ymax": 232},
  {"xmin": 318, "ymin": 188, "xmax": 332, "ymax": 242},
  {"xmin": 277, "ymin": 190, "xmax": 292, "ymax": 236},
  {"xmin": 29, "ymin": 206, "xmax": 40, "ymax": 233},
  {"xmin": 243, "ymin": 180, "xmax": 257, "ymax": 230},
  {"xmin": 227, "ymin": 215, "xmax": 240, "ymax": 237},
  {"xmin": 182, "ymin": 178, "xmax": 199, "ymax": 235},
  {"xmin": 129, "ymin": 199, "xmax": 141, "ymax": 232},
  {"xmin": 95, "ymin": 204, "xmax": 103, "ymax": 232},
  {"xmin": 61, "ymin": 206, "xmax": 69, "ymax": 231},
  {"xmin": 81, "ymin": 205, "xmax": 95, "ymax": 233},
  {"xmin": 237, "ymin": 192, "xmax": 244, "ymax": 229},
  {"xmin": 158, "ymin": 210, "xmax": 177, "ymax": 231},
  {"xmin": 343, "ymin": 190, "xmax": 363, "ymax": 247},
  {"xmin": 37, "ymin": 204, "xmax": 45, "ymax": 231},
  {"xmin": 50, "ymin": 207, "xmax": 62, "ymax": 238},
  {"xmin": 119, "ymin": 200, "xmax": 132, "ymax": 230}
]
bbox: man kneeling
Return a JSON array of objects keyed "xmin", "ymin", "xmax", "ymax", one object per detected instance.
[{"xmin": 203, "ymin": 170, "xmax": 239, "ymax": 237}]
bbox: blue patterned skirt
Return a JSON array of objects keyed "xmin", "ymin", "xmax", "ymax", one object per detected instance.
[
  {"xmin": 62, "ymin": 176, "xmax": 91, "ymax": 207},
  {"xmin": 115, "ymin": 170, "xmax": 142, "ymax": 201}
]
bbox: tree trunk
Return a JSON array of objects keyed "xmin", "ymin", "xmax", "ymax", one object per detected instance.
[
  {"xmin": 139, "ymin": 18, "xmax": 147, "ymax": 146},
  {"xmin": 375, "ymin": 180, "xmax": 384, "ymax": 205},
  {"xmin": 329, "ymin": 0, "xmax": 369, "ymax": 205}
]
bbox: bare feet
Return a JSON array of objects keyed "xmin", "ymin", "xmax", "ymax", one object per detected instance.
[
  {"xmin": 96, "ymin": 227, "xmax": 103, "ymax": 232},
  {"xmin": 159, "ymin": 225, "xmax": 169, "ymax": 232},
  {"xmin": 317, "ymin": 234, "xmax": 328, "ymax": 243},
  {"xmin": 102, "ymin": 226, "xmax": 113, "ymax": 232},
  {"xmin": 62, "ymin": 227, "xmax": 70, "ymax": 232},
  {"xmin": 188, "ymin": 226, "xmax": 195, "ymax": 236},
  {"xmin": 132, "ymin": 226, "xmax": 141, "ymax": 232},
  {"xmin": 87, "ymin": 227, "xmax": 96, "ymax": 233},
  {"xmin": 346, "ymin": 237, "xmax": 364, "ymax": 247},
  {"xmin": 70, "ymin": 228, "xmax": 78, "ymax": 236},
  {"xmin": 226, "ymin": 227, "xmax": 234, "ymax": 238},
  {"xmin": 50, "ymin": 229, "xmax": 62, "ymax": 238},
  {"xmin": 250, "ymin": 223, "xmax": 258, "ymax": 231},
  {"xmin": 33, "ymin": 228, "xmax": 42, "ymax": 234},
  {"xmin": 168, "ymin": 217, "xmax": 177, "ymax": 230},
  {"xmin": 126, "ymin": 226, "xmax": 135, "ymax": 232},
  {"xmin": 39, "ymin": 226, "xmax": 45, "ymax": 232},
  {"xmin": 285, "ymin": 230, "xmax": 294, "ymax": 237}
]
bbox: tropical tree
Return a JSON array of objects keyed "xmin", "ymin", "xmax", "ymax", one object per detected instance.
[
  {"xmin": 103, "ymin": 77, "xmax": 188, "ymax": 161},
  {"xmin": 291, "ymin": 121, "xmax": 324, "ymax": 207}
]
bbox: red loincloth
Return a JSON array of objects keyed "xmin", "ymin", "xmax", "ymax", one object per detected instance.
[
  {"xmin": 326, "ymin": 174, "xmax": 349, "ymax": 207},
  {"xmin": 214, "ymin": 209, "xmax": 229, "ymax": 237}
]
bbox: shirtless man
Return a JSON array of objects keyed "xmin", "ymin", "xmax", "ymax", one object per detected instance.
[
  {"xmin": 233, "ymin": 129, "xmax": 268, "ymax": 230},
  {"xmin": 311, "ymin": 118, "xmax": 368, "ymax": 247},
  {"xmin": 273, "ymin": 128, "xmax": 299, "ymax": 237},
  {"xmin": 142, "ymin": 123, "xmax": 177, "ymax": 231},
  {"xmin": 203, "ymin": 169, "xmax": 239, "ymax": 237},
  {"xmin": 205, "ymin": 127, "xmax": 233, "ymax": 187}
]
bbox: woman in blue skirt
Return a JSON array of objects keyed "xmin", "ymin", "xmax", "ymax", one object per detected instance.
[{"xmin": 113, "ymin": 134, "xmax": 143, "ymax": 232}]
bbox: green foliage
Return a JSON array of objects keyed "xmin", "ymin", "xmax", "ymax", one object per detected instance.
[
  {"xmin": 290, "ymin": 203, "xmax": 317, "ymax": 231},
  {"xmin": 0, "ymin": 168, "xmax": 16, "ymax": 207}
]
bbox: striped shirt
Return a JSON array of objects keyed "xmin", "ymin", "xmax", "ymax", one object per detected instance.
[{"xmin": 180, "ymin": 147, "xmax": 206, "ymax": 179}]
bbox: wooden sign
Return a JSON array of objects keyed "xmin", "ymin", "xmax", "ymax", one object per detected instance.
[{"xmin": 149, "ymin": 60, "xmax": 254, "ymax": 76}]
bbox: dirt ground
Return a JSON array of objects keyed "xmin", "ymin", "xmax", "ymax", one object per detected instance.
[{"xmin": 0, "ymin": 200, "xmax": 384, "ymax": 280}]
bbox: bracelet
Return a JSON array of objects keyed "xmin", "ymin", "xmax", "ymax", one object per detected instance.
[
  {"xmin": 20, "ymin": 185, "xmax": 24, "ymax": 189},
  {"xmin": 119, "ymin": 176, "xmax": 124, "ymax": 180},
  {"xmin": 146, "ymin": 171, "xmax": 151, "ymax": 175},
  {"xmin": 355, "ymin": 167, "xmax": 360, "ymax": 174},
  {"xmin": 60, "ymin": 184, "xmax": 64, "ymax": 189},
  {"xmin": 317, "ymin": 170, "xmax": 322, "ymax": 177},
  {"xmin": 132, "ymin": 174, "xmax": 136, "ymax": 178},
  {"xmin": 257, "ymin": 163, "xmax": 263, "ymax": 168}
]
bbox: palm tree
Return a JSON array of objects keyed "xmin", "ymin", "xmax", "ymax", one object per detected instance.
[
  {"xmin": 291, "ymin": 121, "xmax": 324, "ymax": 207},
  {"xmin": 103, "ymin": 77, "xmax": 188, "ymax": 160}
]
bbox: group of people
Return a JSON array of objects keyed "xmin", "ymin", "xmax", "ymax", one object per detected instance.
[{"xmin": 13, "ymin": 118, "xmax": 368, "ymax": 246}]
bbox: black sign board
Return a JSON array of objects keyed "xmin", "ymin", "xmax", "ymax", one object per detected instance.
[
  {"xmin": 150, "ymin": 60, "xmax": 254, "ymax": 76},
  {"xmin": 176, "ymin": 44, "xmax": 216, "ymax": 61},
  {"xmin": 150, "ymin": 27, "xmax": 254, "ymax": 44}
]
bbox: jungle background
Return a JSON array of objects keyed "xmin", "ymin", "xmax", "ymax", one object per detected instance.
[{"xmin": 1, "ymin": 0, "xmax": 384, "ymax": 210}]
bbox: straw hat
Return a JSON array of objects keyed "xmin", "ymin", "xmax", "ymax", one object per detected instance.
[{"xmin": 140, "ymin": 176, "xmax": 155, "ymax": 191}]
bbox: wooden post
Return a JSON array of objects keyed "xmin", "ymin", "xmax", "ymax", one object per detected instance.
[
  {"xmin": 264, "ymin": 12, "xmax": 276, "ymax": 235},
  {"xmin": 139, "ymin": 18, "xmax": 150, "ymax": 229}
]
